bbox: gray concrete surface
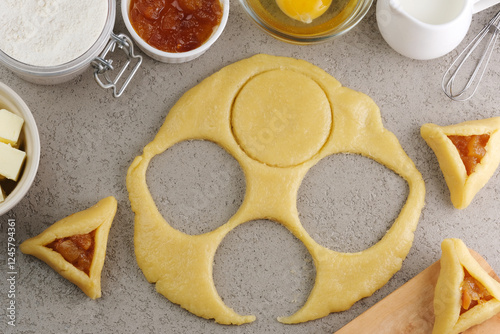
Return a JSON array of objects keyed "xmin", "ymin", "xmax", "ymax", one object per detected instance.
[{"xmin": 2, "ymin": 1, "xmax": 500, "ymax": 333}]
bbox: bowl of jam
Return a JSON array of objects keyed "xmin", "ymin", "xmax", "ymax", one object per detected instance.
[
  {"xmin": 239, "ymin": 0, "xmax": 373, "ymax": 44},
  {"xmin": 122, "ymin": 0, "xmax": 229, "ymax": 63}
]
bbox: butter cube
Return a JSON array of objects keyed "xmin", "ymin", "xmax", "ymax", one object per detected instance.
[
  {"xmin": 0, "ymin": 142, "xmax": 26, "ymax": 181},
  {"xmin": 0, "ymin": 185, "xmax": 5, "ymax": 203},
  {"xmin": 0, "ymin": 109, "xmax": 24, "ymax": 146}
]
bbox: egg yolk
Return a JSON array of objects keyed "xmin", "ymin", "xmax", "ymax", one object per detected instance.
[{"xmin": 276, "ymin": 0, "xmax": 331, "ymax": 23}]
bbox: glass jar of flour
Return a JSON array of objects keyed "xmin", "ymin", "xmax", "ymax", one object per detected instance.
[{"xmin": 0, "ymin": 0, "xmax": 142, "ymax": 97}]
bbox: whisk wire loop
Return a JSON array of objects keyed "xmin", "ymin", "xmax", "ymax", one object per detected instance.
[{"xmin": 442, "ymin": 10, "xmax": 500, "ymax": 101}]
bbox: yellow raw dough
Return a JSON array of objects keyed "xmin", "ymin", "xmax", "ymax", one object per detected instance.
[
  {"xmin": 433, "ymin": 238, "xmax": 500, "ymax": 334},
  {"xmin": 231, "ymin": 69, "xmax": 331, "ymax": 167},
  {"xmin": 20, "ymin": 196, "xmax": 117, "ymax": 299},
  {"xmin": 421, "ymin": 117, "xmax": 500, "ymax": 209},
  {"xmin": 126, "ymin": 54, "xmax": 425, "ymax": 324}
]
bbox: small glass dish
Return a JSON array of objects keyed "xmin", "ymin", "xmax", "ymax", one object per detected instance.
[
  {"xmin": 0, "ymin": 82, "xmax": 40, "ymax": 216},
  {"xmin": 239, "ymin": 0, "xmax": 373, "ymax": 44},
  {"xmin": 121, "ymin": 0, "xmax": 230, "ymax": 63}
]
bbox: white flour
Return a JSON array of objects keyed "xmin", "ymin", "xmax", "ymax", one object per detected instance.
[{"xmin": 0, "ymin": 0, "xmax": 108, "ymax": 66}]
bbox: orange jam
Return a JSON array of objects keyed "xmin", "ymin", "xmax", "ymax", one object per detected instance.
[
  {"xmin": 460, "ymin": 269, "xmax": 493, "ymax": 314},
  {"xmin": 129, "ymin": 0, "xmax": 223, "ymax": 53},
  {"xmin": 47, "ymin": 230, "xmax": 96, "ymax": 275},
  {"xmin": 448, "ymin": 134, "xmax": 490, "ymax": 175}
]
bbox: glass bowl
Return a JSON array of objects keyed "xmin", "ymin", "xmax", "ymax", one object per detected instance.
[{"xmin": 239, "ymin": 0, "xmax": 373, "ymax": 44}]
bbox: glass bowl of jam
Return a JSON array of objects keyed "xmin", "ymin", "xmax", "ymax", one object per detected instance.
[
  {"xmin": 239, "ymin": 0, "xmax": 373, "ymax": 44},
  {"xmin": 122, "ymin": 0, "xmax": 230, "ymax": 63}
]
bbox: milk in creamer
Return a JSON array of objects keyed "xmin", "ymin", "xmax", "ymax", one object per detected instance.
[{"xmin": 396, "ymin": 0, "xmax": 465, "ymax": 25}]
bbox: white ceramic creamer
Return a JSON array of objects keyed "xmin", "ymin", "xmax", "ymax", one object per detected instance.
[{"xmin": 376, "ymin": 0, "xmax": 500, "ymax": 60}]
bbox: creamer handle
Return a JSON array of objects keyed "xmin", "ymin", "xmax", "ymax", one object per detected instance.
[{"xmin": 473, "ymin": 0, "xmax": 500, "ymax": 14}]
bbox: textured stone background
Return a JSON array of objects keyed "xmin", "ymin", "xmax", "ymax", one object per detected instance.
[{"xmin": 2, "ymin": 1, "xmax": 500, "ymax": 333}]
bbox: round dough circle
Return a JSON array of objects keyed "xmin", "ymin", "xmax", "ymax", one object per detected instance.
[{"xmin": 231, "ymin": 69, "xmax": 332, "ymax": 167}]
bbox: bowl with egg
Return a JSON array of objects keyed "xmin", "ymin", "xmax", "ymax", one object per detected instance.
[
  {"xmin": 122, "ymin": 0, "xmax": 230, "ymax": 63},
  {"xmin": 0, "ymin": 0, "xmax": 116, "ymax": 85},
  {"xmin": 0, "ymin": 82, "xmax": 40, "ymax": 216},
  {"xmin": 239, "ymin": 0, "xmax": 373, "ymax": 44}
]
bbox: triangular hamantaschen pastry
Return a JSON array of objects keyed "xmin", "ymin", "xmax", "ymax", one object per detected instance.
[
  {"xmin": 421, "ymin": 117, "xmax": 500, "ymax": 209},
  {"xmin": 20, "ymin": 196, "xmax": 117, "ymax": 299},
  {"xmin": 433, "ymin": 238, "xmax": 500, "ymax": 334}
]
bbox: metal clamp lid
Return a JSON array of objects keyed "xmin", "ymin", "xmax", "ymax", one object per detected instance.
[{"xmin": 92, "ymin": 33, "xmax": 142, "ymax": 98}]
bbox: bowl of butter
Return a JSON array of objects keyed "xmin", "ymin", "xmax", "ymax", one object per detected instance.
[
  {"xmin": 0, "ymin": 82, "xmax": 40, "ymax": 216},
  {"xmin": 239, "ymin": 0, "xmax": 373, "ymax": 44}
]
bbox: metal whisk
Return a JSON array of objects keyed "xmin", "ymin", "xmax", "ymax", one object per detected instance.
[{"xmin": 442, "ymin": 9, "xmax": 500, "ymax": 101}]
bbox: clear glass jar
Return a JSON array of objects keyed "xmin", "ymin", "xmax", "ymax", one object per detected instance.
[{"xmin": 0, "ymin": 0, "xmax": 141, "ymax": 96}]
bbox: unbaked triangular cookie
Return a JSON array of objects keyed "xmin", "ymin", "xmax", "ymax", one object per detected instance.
[
  {"xmin": 433, "ymin": 238, "xmax": 500, "ymax": 334},
  {"xmin": 421, "ymin": 117, "xmax": 500, "ymax": 209},
  {"xmin": 20, "ymin": 196, "xmax": 117, "ymax": 299}
]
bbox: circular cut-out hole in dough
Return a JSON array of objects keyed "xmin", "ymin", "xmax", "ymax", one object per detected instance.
[
  {"xmin": 231, "ymin": 69, "xmax": 332, "ymax": 167},
  {"xmin": 146, "ymin": 140, "xmax": 246, "ymax": 235},
  {"xmin": 213, "ymin": 219, "xmax": 315, "ymax": 320},
  {"xmin": 297, "ymin": 153, "xmax": 409, "ymax": 253}
]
